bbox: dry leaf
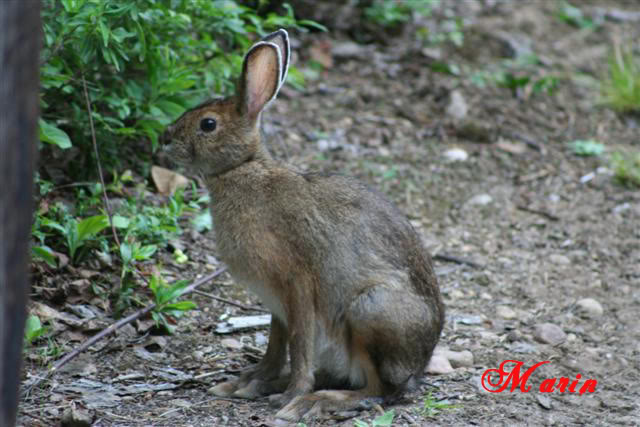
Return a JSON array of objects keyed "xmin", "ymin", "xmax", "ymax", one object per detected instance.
[{"xmin": 151, "ymin": 165, "xmax": 189, "ymax": 196}]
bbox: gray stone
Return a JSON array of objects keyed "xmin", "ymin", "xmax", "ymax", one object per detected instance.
[
  {"xmin": 446, "ymin": 350, "xmax": 474, "ymax": 368},
  {"xmin": 443, "ymin": 147, "xmax": 469, "ymax": 162},
  {"xmin": 534, "ymin": 323, "xmax": 566, "ymax": 346},
  {"xmin": 496, "ymin": 305, "xmax": 517, "ymax": 320},
  {"xmin": 446, "ymin": 90, "xmax": 468, "ymax": 120},
  {"xmin": 549, "ymin": 254, "xmax": 571, "ymax": 265},
  {"xmin": 576, "ymin": 298, "xmax": 604, "ymax": 318},
  {"xmin": 467, "ymin": 194, "xmax": 493, "ymax": 206}
]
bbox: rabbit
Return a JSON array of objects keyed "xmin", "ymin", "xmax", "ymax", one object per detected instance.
[{"xmin": 161, "ymin": 29, "xmax": 445, "ymax": 422}]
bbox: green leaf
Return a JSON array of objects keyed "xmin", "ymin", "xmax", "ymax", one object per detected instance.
[
  {"xmin": 41, "ymin": 218, "xmax": 67, "ymax": 235},
  {"xmin": 76, "ymin": 215, "xmax": 109, "ymax": 241},
  {"xmin": 98, "ymin": 20, "xmax": 110, "ymax": 47},
  {"xmin": 112, "ymin": 215, "xmax": 130, "ymax": 228},
  {"xmin": 161, "ymin": 300, "xmax": 197, "ymax": 312},
  {"xmin": 372, "ymin": 409, "xmax": 395, "ymax": 426},
  {"xmin": 24, "ymin": 314, "xmax": 46, "ymax": 344},
  {"xmin": 135, "ymin": 244, "xmax": 157, "ymax": 260},
  {"xmin": 32, "ymin": 246, "xmax": 57, "ymax": 268},
  {"xmin": 569, "ymin": 139, "xmax": 605, "ymax": 156},
  {"xmin": 120, "ymin": 242, "xmax": 133, "ymax": 265},
  {"xmin": 38, "ymin": 119, "xmax": 72, "ymax": 149},
  {"xmin": 156, "ymin": 279, "xmax": 190, "ymax": 305},
  {"xmin": 156, "ymin": 100, "xmax": 186, "ymax": 118},
  {"xmin": 192, "ymin": 211, "xmax": 212, "ymax": 232}
]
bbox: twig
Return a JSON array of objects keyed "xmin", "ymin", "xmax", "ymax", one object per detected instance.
[
  {"xmin": 433, "ymin": 253, "xmax": 483, "ymax": 269},
  {"xmin": 22, "ymin": 267, "xmax": 227, "ymax": 396},
  {"xmin": 516, "ymin": 205, "xmax": 560, "ymax": 221},
  {"xmin": 82, "ymin": 75, "xmax": 120, "ymax": 249},
  {"xmin": 192, "ymin": 289, "xmax": 267, "ymax": 313}
]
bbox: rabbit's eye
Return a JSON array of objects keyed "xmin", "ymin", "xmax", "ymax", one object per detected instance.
[{"xmin": 200, "ymin": 118, "xmax": 217, "ymax": 133}]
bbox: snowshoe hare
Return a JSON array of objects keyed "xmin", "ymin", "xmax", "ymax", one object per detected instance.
[{"xmin": 162, "ymin": 29, "xmax": 444, "ymax": 422}]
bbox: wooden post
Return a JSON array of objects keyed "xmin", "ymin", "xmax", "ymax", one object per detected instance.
[{"xmin": 0, "ymin": 1, "xmax": 41, "ymax": 425}]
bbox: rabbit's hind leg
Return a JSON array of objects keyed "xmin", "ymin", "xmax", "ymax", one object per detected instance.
[{"xmin": 276, "ymin": 285, "xmax": 436, "ymax": 421}]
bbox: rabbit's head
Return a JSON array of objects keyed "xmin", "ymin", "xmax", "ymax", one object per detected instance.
[{"xmin": 162, "ymin": 30, "xmax": 290, "ymax": 176}]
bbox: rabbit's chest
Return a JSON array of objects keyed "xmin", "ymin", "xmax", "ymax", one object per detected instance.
[{"xmin": 211, "ymin": 206, "xmax": 290, "ymax": 321}]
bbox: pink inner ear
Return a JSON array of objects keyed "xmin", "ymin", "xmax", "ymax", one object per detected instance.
[{"xmin": 246, "ymin": 45, "xmax": 280, "ymax": 118}]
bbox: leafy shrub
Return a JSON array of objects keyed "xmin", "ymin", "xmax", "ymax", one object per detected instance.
[{"xmin": 40, "ymin": 0, "xmax": 318, "ymax": 179}]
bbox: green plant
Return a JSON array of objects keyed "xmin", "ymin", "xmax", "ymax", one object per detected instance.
[
  {"xmin": 364, "ymin": 0, "xmax": 436, "ymax": 28},
  {"xmin": 24, "ymin": 315, "xmax": 47, "ymax": 346},
  {"xmin": 555, "ymin": 1, "xmax": 598, "ymax": 30},
  {"xmin": 602, "ymin": 44, "xmax": 640, "ymax": 113},
  {"xmin": 42, "ymin": 214, "xmax": 110, "ymax": 264},
  {"xmin": 149, "ymin": 275, "xmax": 197, "ymax": 334},
  {"xmin": 354, "ymin": 409, "xmax": 395, "ymax": 427},
  {"xmin": 611, "ymin": 151, "xmax": 640, "ymax": 188},
  {"xmin": 419, "ymin": 392, "xmax": 459, "ymax": 417},
  {"xmin": 568, "ymin": 139, "xmax": 605, "ymax": 157}
]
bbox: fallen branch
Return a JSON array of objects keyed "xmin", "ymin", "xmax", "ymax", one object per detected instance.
[
  {"xmin": 192, "ymin": 289, "xmax": 267, "ymax": 313},
  {"xmin": 516, "ymin": 205, "xmax": 560, "ymax": 222},
  {"xmin": 22, "ymin": 267, "xmax": 227, "ymax": 396},
  {"xmin": 433, "ymin": 253, "xmax": 483, "ymax": 269}
]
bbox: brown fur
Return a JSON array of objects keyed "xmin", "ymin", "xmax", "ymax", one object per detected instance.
[{"xmin": 162, "ymin": 29, "xmax": 444, "ymax": 422}]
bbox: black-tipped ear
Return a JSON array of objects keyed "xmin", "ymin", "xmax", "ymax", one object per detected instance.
[
  {"xmin": 238, "ymin": 42, "xmax": 282, "ymax": 120},
  {"xmin": 261, "ymin": 29, "xmax": 290, "ymax": 88}
]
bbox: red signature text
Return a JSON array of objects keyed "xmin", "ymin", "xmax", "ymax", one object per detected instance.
[{"xmin": 481, "ymin": 360, "xmax": 597, "ymax": 395}]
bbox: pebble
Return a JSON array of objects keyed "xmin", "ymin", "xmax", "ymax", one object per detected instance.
[
  {"xmin": 467, "ymin": 194, "xmax": 493, "ymax": 206},
  {"xmin": 446, "ymin": 90, "xmax": 468, "ymax": 120},
  {"xmin": 331, "ymin": 41, "xmax": 366, "ymax": 59},
  {"xmin": 443, "ymin": 147, "xmax": 469, "ymax": 162},
  {"xmin": 220, "ymin": 338, "xmax": 243, "ymax": 350},
  {"xmin": 549, "ymin": 254, "xmax": 571, "ymax": 265},
  {"xmin": 576, "ymin": 298, "xmax": 603, "ymax": 318},
  {"xmin": 533, "ymin": 323, "xmax": 566, "ymax": 346},
  {"xmin": 446, "ymin": 350, "xmax": 474, "ymax": 368},
  {"xmin": 61, "ymin": 406, "xmax": 92, "ymax": 427},
  {"xmin": 496, "ymin": 305, "xmax": 517, "ymax": 320},
  {"xmin": 426, "ymin": 354, "xmax": 454, "ymax": 374}
]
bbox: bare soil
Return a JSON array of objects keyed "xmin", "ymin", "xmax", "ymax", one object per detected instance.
[{"xmin": 20, "ymin": 1, "xmax": 640, "ymax": 426}]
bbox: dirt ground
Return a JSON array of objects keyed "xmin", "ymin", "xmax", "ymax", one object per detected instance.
[{"xmin": 20, "ymin": 1, "xmax": 640, "ymax": 426}]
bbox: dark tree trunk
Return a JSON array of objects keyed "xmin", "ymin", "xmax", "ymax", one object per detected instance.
[{"xmin": 0, "ymin": 1, "xmax": 41, "ymax": 426}]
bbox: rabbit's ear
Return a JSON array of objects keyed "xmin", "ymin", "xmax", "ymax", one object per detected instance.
[
  {"xmin": 261, "ymin": 29, "xmax": 290, "ymax": 88},
  {"xmin": 239, "ymin": 41, "xmax": 282, "ymax": 120}
]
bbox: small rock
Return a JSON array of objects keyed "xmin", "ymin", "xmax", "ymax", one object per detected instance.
[
  {"xmin": 537, "ymin": 394, "xmax": 553, "ymax": 410},
  {"xmin": 467, "ymin": 194, "xmax": 493, "ymax": 206},
  {"xmin": 446, "ymin": 350, "xmax": 474, "ymax": 368},
  {"xmin": 446, "ymin": 90, "xmax": 468, "ymax": 120},
  {"xmin": 192, "ymin": 350, "xmax": 205, "ymax": 361},
  {"xmin": 443, "ymin": 147, "xmax": 469, "ymax": 162},
  {"xmin": 331, "ymin": 41, "xmax": 366, "ymax": 59},
  {"xmin": 426, "ymin": 354, "xmax": 454, "ymax": 374},
  {"xmin": 220, "ymin": 338, "xmax": 243, "ymax": 350},
  {"xmin": 510, "ymin": 341, "xmax": 538, "ymax": 354},
  {"xmin": 534, "ymin": 323, "xmax": 566, "ymax": 346},
  {"xmin": 61, "ymin": 406, "xmax": 93, "ymax": 427},
  {"xmin": 549, "ymin": 254, "xmax": 571, "ymax": 265},
  {"xmin": 496, "ymin": 305, "xmax": 517, "ymax": 320},
  {"xmin": 575, "ymin": 298, "xmax": 603, "ymax": 318}
]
